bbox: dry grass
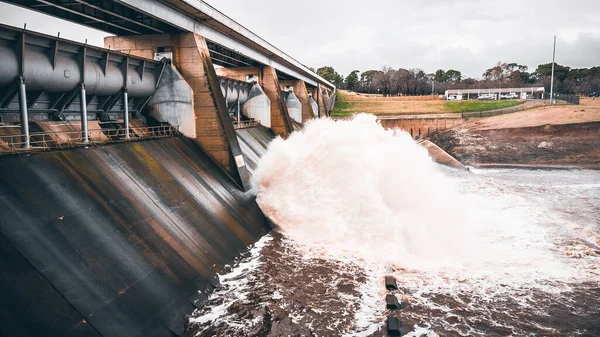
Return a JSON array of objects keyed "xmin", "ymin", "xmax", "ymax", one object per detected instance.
[
  {"xmin": 472, "ymin": 97, "xmax": 600, "ymax": 130},
  {"xmin": 333, "ymin": 90, "xmax": 445, "ymax": 116},
  {"xmin": 333, "ymin": 90, "xmax": 527, "ymax": 116},
  {"xmin": 340, "ymin": 91, "xmax": 441, "ymax": 102}
]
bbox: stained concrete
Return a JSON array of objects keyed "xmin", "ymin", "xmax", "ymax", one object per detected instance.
[{"xmin": 0, "ymin": 137, "xmax": 270, "ymax": 337}]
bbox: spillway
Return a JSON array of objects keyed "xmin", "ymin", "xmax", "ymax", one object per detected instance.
[
  {"xmin": 0, "ymin": 136, "xmax": 270, "ymax": 337},
  {"xmin": 235, "ymin": 125, "xmax": 276, "ymax": 175}
]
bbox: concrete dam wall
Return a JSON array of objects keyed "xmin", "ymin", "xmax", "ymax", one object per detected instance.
[{"xmin": 0, "ymin": 136, "xmax": 271, "ymax": 337}]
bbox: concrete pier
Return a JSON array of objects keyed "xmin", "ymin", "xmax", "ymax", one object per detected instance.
[
  {"xmin": 262, "ymin": 66, "xmax": 294, "ymax": 137},
  {"xmin": 105, "ymin": 33, "xmax": 251, "ymax": 190}
]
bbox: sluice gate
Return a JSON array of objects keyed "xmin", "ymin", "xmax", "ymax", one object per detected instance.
[{"xmin": 0, "ymin": 24, "xmax": 165, "ymax": 144}]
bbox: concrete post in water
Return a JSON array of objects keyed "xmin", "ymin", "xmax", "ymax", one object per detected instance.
[
  {"xmin": 80, "ymin": 83, "xmax": 89, "ymax": 143},
  {"xmin": 123, "ymin": 89, "xmax": 130, "ymax": 139},
  {"xmin": 17, "ymin": 76, "xmax": 30, "ymax": 148}
]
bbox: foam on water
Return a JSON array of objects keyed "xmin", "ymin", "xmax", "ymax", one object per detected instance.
[{"xmin": 254, "ymin": 114, "xmax": 471, "ymax": 270}]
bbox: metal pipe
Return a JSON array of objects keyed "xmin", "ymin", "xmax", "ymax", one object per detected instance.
[
  {"xmin": 123, "ymin": 89, "xmax": 130, "ymax": 139},
  {"xmin": 237, "ymin": 84, "xmax": 241, "ymax": 123},
  {"xmin": 80, "ymin": 83, "xmax": 88, "ymax": 143},
  {"xmin": 549, "ymin": 35, "xmax": 557, "ymax": 105},
  {"xmin": 18, "ymin": 76, "xmax": 30, "ymax": 148}
]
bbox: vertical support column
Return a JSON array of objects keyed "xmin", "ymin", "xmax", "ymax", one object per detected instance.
[
  {"xmin": 80, "ymin": 44, "xmax": 88, "ymax": 142},
  {"xmin": 80, "ymin": 83, "xmax": 89, "ymax": 143},
  {"xmin": 262, "ymin": 66, "xmax": 293, "ymax": 137},
  {"xmin": 17, "ymin": 76, "xmax": 30, "ymax": 149},
  {"xmin": 236, "ymin": 83, "xmax": 241, "ymax": 124},
  {"xmin": 322, "ymin": 89, "xmax": 331, "ymax": 116},
  {"xmin": 317, "ymin": 84, "xmax": 326, "ymax": 118},
  {"xmin": 296, "ymin": 80, "xmax": 315, "ymax": 122},
  {"xmin": 123, "ymin": 89, "xmax": 130, "ymax": 139},
  {"xmin": 176, "ymin": 33, "xmax": 250, "ymax": 190},
  {"xmin": 123, "ymin": 56, "xmax": 130, "ymax": 139}
]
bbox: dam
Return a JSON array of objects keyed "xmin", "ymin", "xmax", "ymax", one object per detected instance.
[
  {"xmin": 1, "ymin": 2, "xmax": 600, "ymax": 337},
  {"xmin": 0, "ymin": 1, "xmax": 332, "ymax": 336}
]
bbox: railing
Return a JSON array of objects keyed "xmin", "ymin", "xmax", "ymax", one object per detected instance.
[
  {"xmin": 460, "ymin": 100, "xmax": 547, "ymax": 118},
  {"xmin": 233, "ymin": 120, "xmax": 260, "ymax": 129},
  {"xmin": 0, "ymin": 125, "xmax": 178, "ymax": 155},
  {"xmin": 551, "ymin": 93, "xmax": 580, "ymax": 104}
]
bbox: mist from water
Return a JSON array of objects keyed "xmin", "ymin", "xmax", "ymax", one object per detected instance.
[{"xmin": 254, "ymin": 114, "xmax": 472, "ymax": 270}]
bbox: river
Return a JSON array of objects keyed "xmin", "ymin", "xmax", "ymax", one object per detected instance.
[{"xmin": 187, "ymin": 115, "xmax": 600, "ymax": 336}]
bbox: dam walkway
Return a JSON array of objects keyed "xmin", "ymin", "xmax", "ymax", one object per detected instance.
[{"xmin": 0, "ymin": 124, "xmax": 179, "ymax": 155}]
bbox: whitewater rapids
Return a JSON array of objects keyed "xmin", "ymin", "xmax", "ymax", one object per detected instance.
[{"xmin": 188, "ymin": 114, "xmax": 600, "ymax": 336}]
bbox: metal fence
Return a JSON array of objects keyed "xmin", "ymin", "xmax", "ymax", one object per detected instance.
[
  {"xmin": 0, "ymin": 125, "xmax": 178, "ymax": 155},
  {"xmin": 460, "ymin": 100, "xmax": 547, "ymax": 118},
  {"xmin": 551, "ymin": 93, "xmax": 580, "ymax": 104}
]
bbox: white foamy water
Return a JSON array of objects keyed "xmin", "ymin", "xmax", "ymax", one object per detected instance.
[
  {"xmin": 254, "ymin": 114, "xmax": 471, "ymax": 270},
  {"xmin": 190, "ymin": 114, "xmax": 600, "ymax": 336}
]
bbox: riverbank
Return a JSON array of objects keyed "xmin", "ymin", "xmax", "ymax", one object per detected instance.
[{"xmin": 429, "ymin": 97, "xmax": 600, "ymax": 169}]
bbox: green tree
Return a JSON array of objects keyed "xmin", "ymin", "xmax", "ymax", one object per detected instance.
[
  {"xmin": 345, "ymin": 70, "xmax": 360, "ymax": 91},
  {"xmin": 443, "ymin": 69, "xmax": 462, "ymax": 82},
  {"xmin": 317, "ymin": 66, "xmax": 344, "ymax": 88},
  {"xmin": 358, "ymin": 70, "xmax": 381, "ymax": 93},
  {"xmin": 434, "ymin": 69, "xmax": 446, "ymax": 82},
  {"xmin": 534, "ymin": 63, "xmax": 571, "ymax": 82}
]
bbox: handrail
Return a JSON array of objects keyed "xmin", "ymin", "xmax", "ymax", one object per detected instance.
[{"xmin": 0, "ymin": 125, "xmax": 179, "ymax": 155}]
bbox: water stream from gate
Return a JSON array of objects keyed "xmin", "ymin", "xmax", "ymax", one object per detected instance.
[{"xmin": 188, "ymin": 114, "xmax": 600, "ymax": 336}]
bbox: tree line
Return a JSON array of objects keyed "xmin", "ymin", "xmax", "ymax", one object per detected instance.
[{"xmin": 316, "ymin": 62, "xmax": 600, "ymax": 96}]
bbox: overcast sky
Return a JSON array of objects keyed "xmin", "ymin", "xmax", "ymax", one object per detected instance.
[{"xmin": 1, "ymin": 0, "xmax": 599, "ymax": 78}]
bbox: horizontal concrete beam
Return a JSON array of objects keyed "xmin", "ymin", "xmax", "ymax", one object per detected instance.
[{"xmin": 114, "ymin": 0, "xmax": 335, "ymax": 90}]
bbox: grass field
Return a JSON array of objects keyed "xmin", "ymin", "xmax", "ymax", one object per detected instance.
[
  {"xmin": 331, "ymin": 91, "xmax": 443, "ymax": 116},
  {"xmin": 331, "ymin": 90, "xmax": 525, "ymax": 117},
  {"xmin": 443, "ymin": 100, "xmax": 525, "ymax": 113}
]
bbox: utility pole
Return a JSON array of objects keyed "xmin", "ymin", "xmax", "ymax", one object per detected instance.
[
  {"xmin": 549, "ymin": 35, "xmax": 556, "ymax": 105},
  {"xmin": 431, "ymin": 81, "xmax": 435, "ymax": 95}
]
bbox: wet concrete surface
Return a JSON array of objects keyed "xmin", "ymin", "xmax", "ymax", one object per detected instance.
[{"xmin": 0, "ymin": 137, "xmax": 270, "ymax": 337}]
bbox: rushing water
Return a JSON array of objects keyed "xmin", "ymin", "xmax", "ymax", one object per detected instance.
[{"xmin": 188, "ymin": 115, "xmax": 600, "ymax": 336}]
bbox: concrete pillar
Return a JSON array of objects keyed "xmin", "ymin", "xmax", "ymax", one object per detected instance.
[
  {"xmin": 309, "ymin": 94, "xmax": 319, "ymax": 118},
  {"xmin": 280, "ymin": 80, "xmax": 316, "ymax": 122},
  {"xmin": 105, "ymin": 33, "xmax": 251, "ymax": 191},
  {"xmin": 261, "ymin": 66, "xmax": 293, "ymax": 137},
  {"xmin": 321, "ymin": 89, "xmax": 331, "ymax": 116},
  {"xmin": 316, "ymin": 84, "xmax": 326, "ymax": 118}
]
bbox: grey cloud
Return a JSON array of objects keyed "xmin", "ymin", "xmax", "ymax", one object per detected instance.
[{"xmin": 1, "ymin": 0, "xmax": 598, "ymax": 79}]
